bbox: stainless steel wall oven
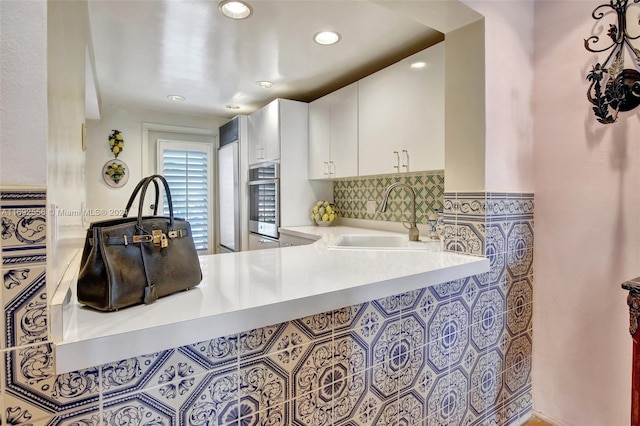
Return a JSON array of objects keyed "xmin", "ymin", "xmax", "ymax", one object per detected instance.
[{"xmin": 248, "ymin": 162, "xmax": 279, "ymax": 240}]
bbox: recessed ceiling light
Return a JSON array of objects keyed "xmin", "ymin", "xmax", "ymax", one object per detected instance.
[
  {"xmin": 219, "ymin": 0, "xmax": 252, "ymax": 19},
  {"xmin": 256, "ymin": 81, "xmax": 275, "ymax": 89},
  {"xmin": 167, "ymin": 95, "xmax": 185, "ymax": 101},
  {"xmin": 226, "ymin": 104, "xmax": 241, "ymax": 109},
  {"xmin": 410, "ymin": 61, "xmax": 428, "ymax": 69},
  {"xmin": 314, "ymin": 31, "xmax": 341, "ymax": 46}
]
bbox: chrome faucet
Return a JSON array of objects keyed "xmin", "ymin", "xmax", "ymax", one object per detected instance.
[{"xmin": 377, "ymin": 182, "xmax": 420, "ymax": 241}]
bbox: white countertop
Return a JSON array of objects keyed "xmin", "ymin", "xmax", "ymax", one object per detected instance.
[{"xmin": 53, "ymin": 225, "xmax": 488, "ymax": 373}]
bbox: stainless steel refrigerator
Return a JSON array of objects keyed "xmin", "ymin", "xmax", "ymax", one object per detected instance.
[{"xmin": 218, "ymin": 118, "xmax": 241, "ymax": 252}]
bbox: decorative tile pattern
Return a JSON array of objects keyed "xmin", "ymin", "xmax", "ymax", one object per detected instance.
[
  {"xmin": 471, "ymin": 289, "xmax": 505, "ymax": 351},
  {"xmin": 375, "ymin": 390, "xmax": 424, "ymax": 425},
  {"xmin": 0, "ymin": 190, "xmax": 47, "ymax": 266},
  {"xmin": 294, "ymin": 304, "xmax": 366, "ymax": 339},
  {"xmin": 507, "ymin": 278, "xmax": 533, "ymax": 336},
  {"xmin": 45, "ymin": 406, "xmax": 101, "ymax": 426},
  {"xmin": 428, "ymin": 300, "xmax": 469, "ymax": 373},
  {"xmin": 370, "ymin": 313, "xmax": 425, "ymax": 398},
  {"xmin": 333, "ymin": 172, "xmax": 444, "ymax": 223},
  {"xmin": 5, "ymin": 343, "xmax": 100, "ymax": 413},
  {"xmin": 0, "ymin": 189, "xmax": 532, "ymax": 426},
  {"xmin": 4, "ymin": 264, "xmax": 47, "ymax": 347},
  {"xmin": 103, "ymin": 392, "xmax": 176, "ymax": 426},
  {"xmin": 238, "ymin": 358, "xmax": 289, "ymax": 422},
  {"xmin": 505, "ymin": 334, "xmax": 532, "ymax": 393},
  {"xmin": 180, "ymin": 367, "xmax": 238, "ymax": 425},
  {"xmin": 486, "ymin": 194, "xmax": 534, "ymax": 220},
  {"xmin": 427, "ymin": 368, "xmax": 469, "ymax": 425},
  {"xmin": 292, "ymin": 333, "xmax": 367, "ymax": 424},
  {"xmin": 373, "ymin": 289, "xmax": 422, "ymax": 318},
  {"xmin": 100, "ymin": 351, "xmax": 173, "ymax": 399},
  {"xmin": 470, "ymin": 349, "xmax": 503, "ymax": 415},
  {"xmin": 181, "ymin": 333, "xmax": 240, "ymax": 370}
]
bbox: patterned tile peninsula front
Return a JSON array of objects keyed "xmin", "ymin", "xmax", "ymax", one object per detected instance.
[{"xmin": 0, "ymin": 188, "xmax": 532, "ymax": 425}]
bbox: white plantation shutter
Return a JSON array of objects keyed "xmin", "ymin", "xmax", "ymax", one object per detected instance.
[{"xmin": 157, "ymin": 140, "xmax": 213, "ymax": 254}]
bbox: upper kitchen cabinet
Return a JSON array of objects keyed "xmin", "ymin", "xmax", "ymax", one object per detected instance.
[
  {"xmin": 248, "ymin": 99, "xmax": 281, "ymax": 164},
  {"xmin": 308, "ymin": 83, "xmax": 358, "ymax": 179},
  {"xmin": 358, "ymin": 42, "xmax": 444, "ymax": 176}
]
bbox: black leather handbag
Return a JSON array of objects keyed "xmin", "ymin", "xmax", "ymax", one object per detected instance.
[{"xmin": 77, "ymin": 174, "xmax": 203, "ymax": 311}]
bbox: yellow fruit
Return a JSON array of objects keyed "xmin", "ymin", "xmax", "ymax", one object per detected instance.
[
  {"xmin": 116, "ymin": 134, "xmax": 123, "ymax": 141},
  {"xmin": 113, "ymin": 146, "xmax": 120, "ymax": 154},
  {"xmin": 329, "ymin": 213, "xmax": 336, "ymax": 221},
  {"xmin": 322, "ymin": 213, "xmax": 329, "ymax": 222},
  {"xmin": 118, "ymin": 142, "xmax": 124, "ymax": 148}
]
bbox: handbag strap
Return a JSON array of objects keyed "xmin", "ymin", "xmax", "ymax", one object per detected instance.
[
  {"xmin": 137, "ymin": 175, "xmax": 175, "ymax": 232},
  {"xmin": 123, "ymin": 177, "xmax": 160, "ymax": 217}
]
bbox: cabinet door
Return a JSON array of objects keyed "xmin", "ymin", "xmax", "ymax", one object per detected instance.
[
  {"xmin": 400, "ymin": 43, "xmax": 444, "ymax": 172},
  {"xmin": 308, "ymin": 95, "xmax": 331, "ymax": 179},
  {"xmin": 358, "ymin": 43, "xmax": 444, "ymax": 175},
  {"xmin": 330, "ymin": 83, "xmax": 358, "ymax": 178},
  {"xmin": 248, "ymin": 108, "xmax": 262, "ymax": 165},
  {"xmin": 260, "ymin": 99, "xmax": 281, "ymax": 162}
]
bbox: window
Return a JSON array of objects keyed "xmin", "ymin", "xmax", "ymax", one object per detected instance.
[{"xmin": 157, "ymin": 140, "xmax": 213, "ymax": 254}]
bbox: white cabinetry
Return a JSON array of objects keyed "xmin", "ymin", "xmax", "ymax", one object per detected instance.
[
  {"xmin": 247, "ymin": 98, "xmax": 332, "ymax": 246},
  {"xmin": 248, "ymin": 100, "xmax": 281, "ymax": 164},
  {"xmin": 308, "ymin": 83, "xmax": 358, "ymax": 179},
  {"xmin": 358, "ymin": 42, "xmax": 444, "ymax": 176}
]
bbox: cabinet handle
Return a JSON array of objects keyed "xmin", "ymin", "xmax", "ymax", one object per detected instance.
[
  {"xmin": 402, "ymin": 149, "xmax": 409, "ymax": 171},
  {"xmin": 329, "ymin": 161, "xmax": 335, "ymax": 177},
  {"xmin": 324, "ymin": 161, "xmax": 330, "ymax": 176},
  {"xmin": 394, "ymin": 151, "xmax": 400, "ymax": 172}
]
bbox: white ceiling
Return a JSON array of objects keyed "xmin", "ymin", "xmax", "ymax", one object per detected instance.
[{"xmin": 87, "ymin": 0, "xmax": 445, "ymax": 119}]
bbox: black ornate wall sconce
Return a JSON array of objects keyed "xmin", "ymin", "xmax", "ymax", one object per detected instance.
[{"xmin": 585, "ymin": 0, "xmax": 640, "ymax": 124}]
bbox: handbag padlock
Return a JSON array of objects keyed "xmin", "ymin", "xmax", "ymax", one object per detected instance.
[{"xmin": 152, "ymin": 229, "xmax": 169, "ymax": 248}]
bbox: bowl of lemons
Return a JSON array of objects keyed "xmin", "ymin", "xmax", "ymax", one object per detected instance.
[{"xmin": 311, "ymin": 201, "xmax": 337, "ymax": 226}]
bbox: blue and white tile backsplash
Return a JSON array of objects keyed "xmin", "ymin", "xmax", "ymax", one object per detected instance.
[{"xmin": 0, "ymin": 188, "xmax": 533, "ymax": 425}]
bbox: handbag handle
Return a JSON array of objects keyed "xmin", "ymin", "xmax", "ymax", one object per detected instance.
[
  {"xmin": 123, "ymin": 176, "xmax": 160, "ymax": 217},
  {"xmin": 137, "ymin": 175, "xmax": 175, "ymax": 232}
]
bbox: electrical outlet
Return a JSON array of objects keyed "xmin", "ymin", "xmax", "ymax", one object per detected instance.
[{"xmin": 366, "ymin": 200, "xmax": 377, "ymax": 214}]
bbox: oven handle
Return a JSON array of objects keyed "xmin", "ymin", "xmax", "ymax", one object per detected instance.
[{"xmin": 248, "ymin": 179, "xmax": 279, "ymax": 186}]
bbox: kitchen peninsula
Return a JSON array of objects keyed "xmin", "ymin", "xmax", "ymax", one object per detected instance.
[{"xmin": 51, "ymin": 226, "xmax": 488, "ymax": 374}]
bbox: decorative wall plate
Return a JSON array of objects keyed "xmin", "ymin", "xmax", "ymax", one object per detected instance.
[{"xmin": 102, "ymin": 159, "xmax": 129, "ymax": 188}]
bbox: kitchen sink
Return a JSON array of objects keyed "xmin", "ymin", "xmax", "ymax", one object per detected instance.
[{"xmin": 329, "ymin": 234, "xmax": 440, "ymax": 251}]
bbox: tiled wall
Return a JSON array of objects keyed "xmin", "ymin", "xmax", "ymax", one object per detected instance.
[
  {"xmin": 333, "ymin": 172, "xmax": 444, "ymax": 224},
  {"xmin": 1, "ymin": 188, "xmax": 532, "ymax": 425}
]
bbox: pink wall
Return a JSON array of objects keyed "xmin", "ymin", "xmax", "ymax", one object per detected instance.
[
  {"xmin": 533, "ymin": 1, "xmax": 638, "ymax": 424},
  {"xmin": 463, "ymin": 0, "xmax": 535, "ymax": 193}
]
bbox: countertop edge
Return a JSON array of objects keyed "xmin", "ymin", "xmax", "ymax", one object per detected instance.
[
  {"xmin": 53, "ymin": 225, "xmax": 488, "ymax": 374},
  {"xmin": 54, "ymin": 257, "xmax": 487, "ymax": 373}
]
